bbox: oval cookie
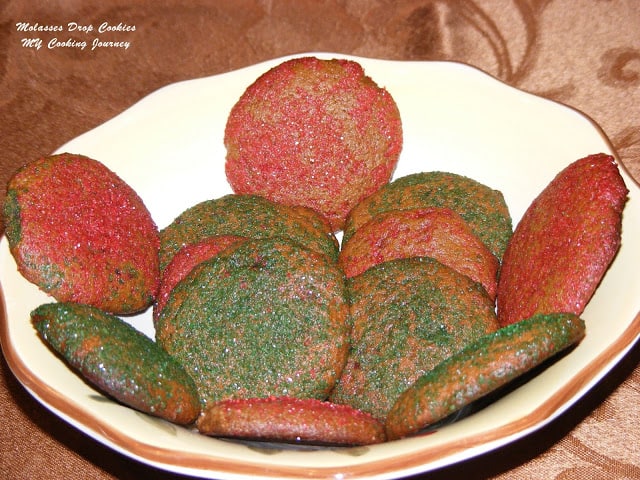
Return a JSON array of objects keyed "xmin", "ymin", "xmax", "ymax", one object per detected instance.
[
  {"xmin": 497, "ymin": 153, "xmax": 628, "ymax": 326},
  {"xmin": 385, "ymin": 312, "xmax": 586, "ymax": 440},
  {"xmin": 197, "ymin": 396, "xmax": 386, "ymax": 446},
  {"xmin": 3, "ymin": 153, "xmax": 159, "ymax": 314},
  {"xmin": 31, "ymin": 302, "xmax": 200, "ymax": 425}
]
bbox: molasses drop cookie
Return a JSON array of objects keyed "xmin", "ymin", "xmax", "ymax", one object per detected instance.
[
  {"xmin": 496, "ymin": 153, "xmax": 627, "ymax": 326},
  {"xmin": 385, "ymin": 313, "xmax": 586, "ymax": 440},
  {"xmin": 342, "ymin": 171, "xmax": 512, "ymax": 261},
  {"xmin": 32, "ymin": 302, "xmax": 200, "ymax": 425},
  {"xmin": 224, "ymin": 56, "xmax": 403, "ymax": 231},
  {"xmin": 197, "ymin": 396, "xmax": 386, "ymax": 446},
  {"xmin": 3, "ymin": 153, "xmax": 159, "ymax": 314}
]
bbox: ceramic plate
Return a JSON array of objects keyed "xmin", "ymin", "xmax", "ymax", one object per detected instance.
[{"xmin": 2, "ymin": 53, "xmax": 639, "ymax": 480}]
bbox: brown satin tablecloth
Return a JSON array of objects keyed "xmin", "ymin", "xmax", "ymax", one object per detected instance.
[{"xmin": 1, "ymin": 1, "xmax": 639, "ymax": 479}]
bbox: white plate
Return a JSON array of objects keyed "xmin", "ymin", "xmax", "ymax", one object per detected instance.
[{"xmin": 2, "ymin": 53, "xmax": 640, "ymax": 480}]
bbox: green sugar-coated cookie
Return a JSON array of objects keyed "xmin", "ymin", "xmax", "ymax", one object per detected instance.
[
  {"xmin": 31, "ymin": 302, "xmax": 200, "ymax": 425},
  {"xmin": 159, "ymin": 194, "xmax": 338, "ymax": 271},
  {"xmin": 156, "ymin": 238, "xmax": 349, "ymax": 408},
  {"xmin": 385, "ymin": 312, "xmax": 586, "ymax": 440}
]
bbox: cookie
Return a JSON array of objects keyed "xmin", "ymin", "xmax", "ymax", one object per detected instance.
[
  {"xmin": 342, "ymin": 171, "xmax": 512, "ymax": 261},
  {"xmin": 197, "ymin": 396, "xmax": 386, "ymax": 446},
  {"xmin": 338, "ymin": 207, "xmax": 499, "ymax": 299},
  {"xmin": 385, "ymin": 312, "xmax": 586, "ymax": 440},
  {"xmin": 155, "ymin": 238, "xmax": 349, "ymax": 407},
  {"xmin": 224, "ymin": 56, "xmax": 403, "ymax": 231},
  {"xmin": 3, "ymin": 153, "xmax": 160, "ymax": 314},
  {"xmin": 31, "ymin": 302, "xmax": 200, "ymax": 425},
  {"xmin": 496, "ymin": 153, "xmax": 628, "ymax": 326},
  {"xmin": 329, "ymin": 257, "xmax": 498, "ymax": 420},
  {"xmin": 158, "ymin": 194, "xmax": 338, "ymax": 271}
]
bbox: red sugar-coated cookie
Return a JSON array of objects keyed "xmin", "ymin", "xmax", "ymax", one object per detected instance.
[
  {"xmin": 224, "ymin": 56, "xmax": 403, "ymax": 231},
  {"xmin": 196, "ymin": 396, "xmax": 386, "ymax": 446},
  {"xmin": 338, "ymin": 207, "xmax": 499, "ymax": 299},
  {"xmin": 3, "ymin": 153, "xmax": 160, "ymax": 314},
  {"xmin": 496, "ymin": 153, "xmax": 628, "ymax": 326}
]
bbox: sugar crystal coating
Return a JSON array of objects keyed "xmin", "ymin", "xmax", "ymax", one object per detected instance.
[{"xmin": 224, "ymin": 56, "xmax": 403, "ymax": 231}]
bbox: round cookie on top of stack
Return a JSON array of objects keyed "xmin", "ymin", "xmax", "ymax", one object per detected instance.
[{"xmin": 224, "ymin": 56, "xmax": 403, "ymax": 232}]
